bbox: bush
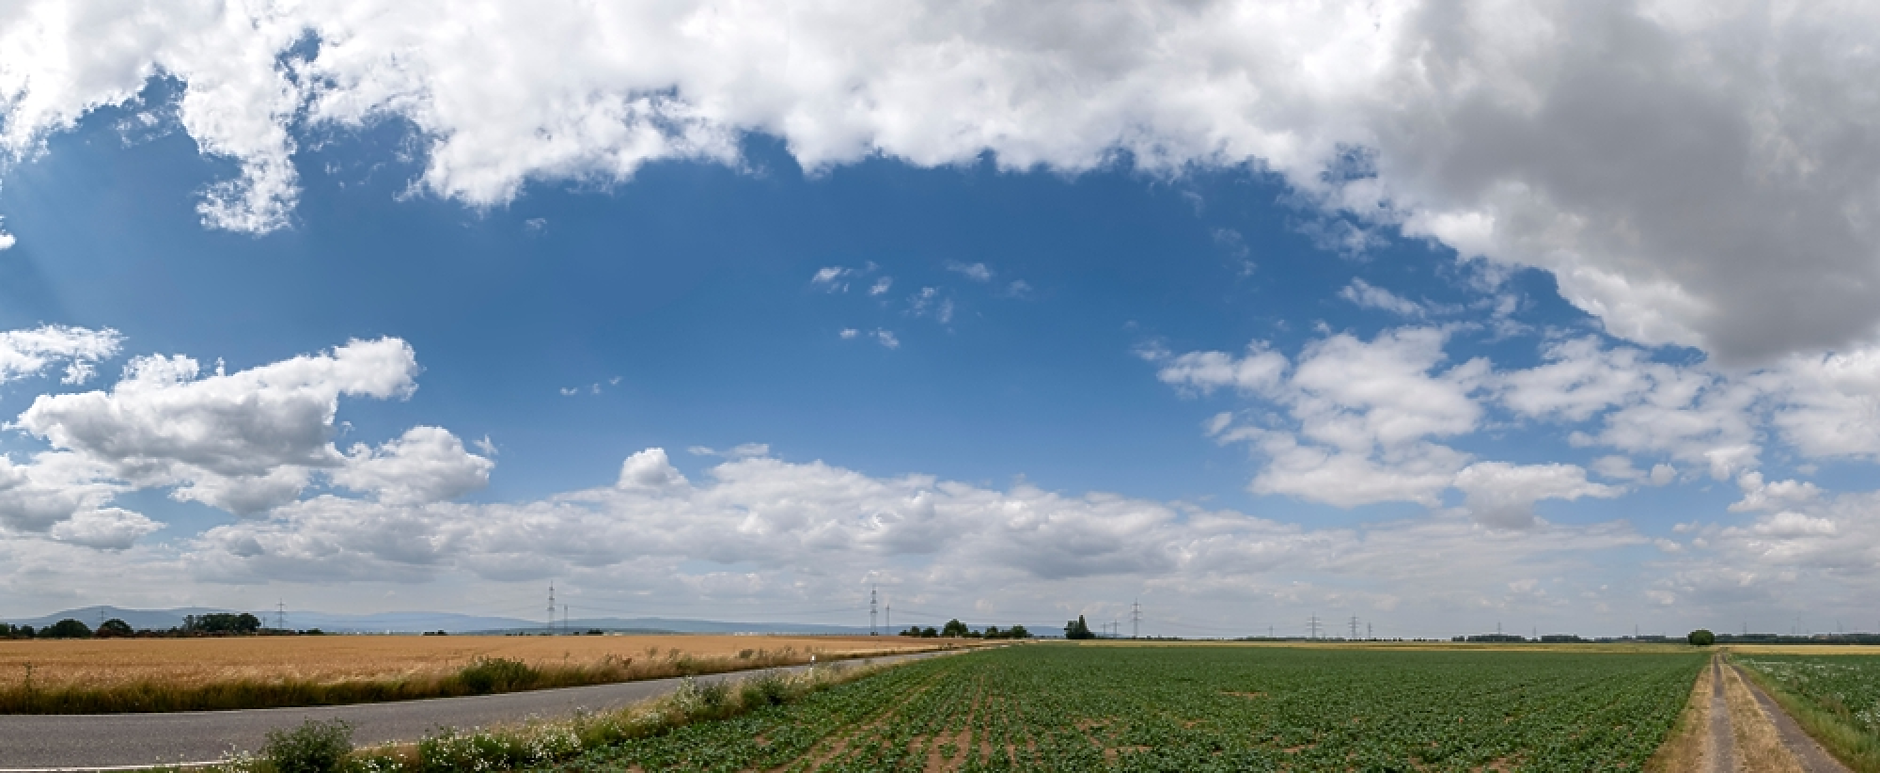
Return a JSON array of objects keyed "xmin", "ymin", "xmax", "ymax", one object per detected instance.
[
  {"xmin": 262, "ymin": 719, "xmax": 354, "ymax": 773},
  {"xmin": 740, "ymin": 673, "xmax": 792, "ymax": 707},
  {"xmin": 95, "ymin": 619, "xmax": 134, "ymax": 638},
  {"xmin": 1688, "ymin": 629, "xmax": 1716, "ymax": 646},
  {"xmin": 458, "ymin": 657, "xmax": 538, "ymax": 694}
]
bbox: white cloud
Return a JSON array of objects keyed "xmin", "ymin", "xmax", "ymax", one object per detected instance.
[
  {"xmin": 1337, "ymin": 279, "xmax": 1423, "ymax": 316},
  {"xmin": 868, "ymin": 277, "xmax": 892, "ymax": 296},
  {"xmin": 1452, "ymin": 462, "xmax": 1621, "ymax": 529},
  {"xmin": 0, "ymin": 336, "xmax": 487, "ymax": 531},
  {"xmin": 13, "ymin": 2, "xmax": 1880, "ymax": 360},
  {"xmin": 332, "ymin": 426, "xmax": 493, "ymax": 506},
  {"xmin": 874, "ymin": 330, "xmax": 900, "ymax": 349},
  {"xmin": 48, "ymin": 507, "xmax": 160, "ymax": 550},
  {"xmin": 838, "ymin": 328, "xmax": 859, "ymax": 340},
  {"xmin": 810, "ymin": 266, "xmax": 852, "ymax": 291},
  {"xmin": 946, "ymin": 262, "xmax": 992, "ymax": 282},
  {"xmin": 0, "ymin": 325, "xmax": 122, "ymax": 385},
  {"xmin": 617, "ymin": 448, "xmax": 687, "ymax": 491}
]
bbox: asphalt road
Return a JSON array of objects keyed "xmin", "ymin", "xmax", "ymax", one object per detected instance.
[{"xmin": 0, "ymin": 649, "xmax": 965, "ymax": 771}]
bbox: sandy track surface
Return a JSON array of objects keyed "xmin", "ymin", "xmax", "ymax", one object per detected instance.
[{"xmin": 0, "ymin": 649, "xmax": 966, "ymax": 771}]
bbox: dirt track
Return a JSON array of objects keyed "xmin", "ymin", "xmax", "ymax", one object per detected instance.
[{"xmin": 1696, "ymin": 654, "xmax": 1851, "ymax": 773}]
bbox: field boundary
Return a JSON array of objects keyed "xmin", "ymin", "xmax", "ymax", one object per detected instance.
[{"xmin": 1733, "ymin": 654, "xmax": 1873, "ymax": 772}]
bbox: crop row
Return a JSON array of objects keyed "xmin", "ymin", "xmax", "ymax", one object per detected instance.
[{"xmin": 548, "ymin": 645, "xmax": 1705, "ymax": 772}]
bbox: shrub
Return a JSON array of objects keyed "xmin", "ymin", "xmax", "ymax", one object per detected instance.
[
  {"xmin": 261, "ymin": 719, "xmax": 354, "ymax": 773},
  {"xmin": 740, "ymin": 673, "xmax": 792, "ymax": 707},
  {"xmin": 96, "ymin": 619, "xmax": 134, "ymax": 638},
  {"xmin": 1688, "ymin": 629, "xmax": 1715, "ymax": 646},
  {"xmin": 457, "ymin": 657, "xmax": 538, "ymax": 694}
]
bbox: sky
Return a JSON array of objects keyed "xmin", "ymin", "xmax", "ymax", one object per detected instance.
[{"xmin": 0, "ymin": 0, "xmax": 1877, "ymax": 639}]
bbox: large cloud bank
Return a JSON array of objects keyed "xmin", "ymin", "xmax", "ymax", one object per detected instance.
[{"xmin": 4, "ymin": 1, "xmax": 1879, "ymax": 360}]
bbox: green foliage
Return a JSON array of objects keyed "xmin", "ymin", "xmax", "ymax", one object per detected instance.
[
  {"xmin": 457, "ymin": 657, "xmax": 539, "ymax": 694},
  {"xmin": 1687, "ymin": 629, "xmax": 1715, "ymax": 646},
  {"xmin": 40, "ymin": 619, "xmax": 92, "ymax": 639},
  {"xmin": 261, "ymin": 718, "xmax": 354, "ymax": 773},
  {"xmin": 940, "ymin": 619, "xmax": 970, "ymax": 638},
  {"xmin": 546, "ymin": 646, "xmax": 1704, "ymax": 772},
  {"xmin": 183, "ymin": 613, "xmax": 262, "ymax": 634},
  {"xmin": 96, "ymin": 619, "xmax": 135, "ymax": 638},
  {"xmin": 1064, "ymin": 614, "xmax": 1095, "ymax": 639}
]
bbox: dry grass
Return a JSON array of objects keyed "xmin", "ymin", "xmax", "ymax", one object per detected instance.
[
  {"xmin": 1722, "ymin": 661, "xmax": 1805, "ymax": 772},
  {"xmin": 1725, "ymin": 645, "xmax": 1880, "ymax": 656},
  {"xmin": 1645, "ymin": 655, "xmax": 1714, "ymax": 773},
  {"xmin": 0, "ymin": 634, "xmax": 958, "ymax": 713}
]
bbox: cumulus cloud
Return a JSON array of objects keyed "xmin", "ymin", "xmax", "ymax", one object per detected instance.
[
  {"xmin": 15, "ymin": 337, "xmax": 418, "ymax": 513},
  {"xmin": 1452, "ymin": 462, "xmax": 1622, "ymax": 529},
  {"xmin": 0, "ymin": 336, "xmax": 488, "ymax": 538},
  {"xmin": 333, "ymin": 426, "xmax": 493, "ymax": 506},
  {"xmin": 9, "ymin": 2, "xmax": 1879, "ymax": 359}
]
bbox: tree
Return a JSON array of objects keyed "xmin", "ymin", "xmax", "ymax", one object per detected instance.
[
  {"xmin": 96, "ymin": 619, "xmax": 134, "ymax": 638},
  {"xmin": 1065, "ymin": 615, "xmax": 1095, "ymax": 640},
  {"xmin": 921, "ymin": 626, "xmax": 938, "ymax": 638},
  {"xmin": 1008, "ymin": 624, "xmax": 1031, "ymax": 639},
  {"xmin": 941, "ymin": 619, "xmax": 970, "ymax": 638},
  {"xmin": 983, "ymin": 625, "xmax": 1001, "ymax": 638},
  {"xmin": 40, "ymin": 619, "xmax": 92, "ymax": 639},
  {"xmin": 1688, "ymin": 629, "xmax": 1716, "ymax": 646},
  {"xmin": 183, "ymin": 612, "xmax": 262, "ymax": 635}
]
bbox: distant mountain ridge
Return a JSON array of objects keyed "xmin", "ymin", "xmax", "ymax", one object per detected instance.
[{"xmin": 1, "ymin": 605, "xmax": 888, "ymax": 635}]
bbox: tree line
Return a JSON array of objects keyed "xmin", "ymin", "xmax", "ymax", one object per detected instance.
[
  {"xmin": 0, "ymin": 613, "xmax": 318, "ymax": 639},
  {"xmin": 899, "ymin": 618, "xmax": 1032, "ymax": 639}
]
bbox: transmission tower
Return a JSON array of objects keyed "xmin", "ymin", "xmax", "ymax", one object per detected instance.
[
  {"xmin": 870, "ymin": 586, "xmax": 878, "ymax": 636},
  {"xmin": 1366, "ymin": 622, "xmax": 1372, "ymax": 640},
  {"xmin": 1349, "ymin": 616, "xmax": 1359, "ymax": 640},
  {"xmin": 564, "ymin": 604, "xmax": 569, "ymax": 632},
  {"xmin": 277, "ymin": 599, "xmax": 287, "ymax": 631},
  {"xmin": 1307, "ymin": 615, "xmax": 1322, "ymax": 639},
  {"xmin": 547, "ymin": 582, "xmax": 556, "ymax": 634},
  {"xmin": 885, "ymin": 603, "xmax": 891, "ymax": 633},
  {"xmin": 1131, "ymin": 599, "xmax": 1142, "ymax": 639}
]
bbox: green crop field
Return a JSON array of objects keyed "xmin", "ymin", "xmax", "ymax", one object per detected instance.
[
  {"xmin": 1734, "ymin": 652, "xmax": 1880, "ymax": 769},
  {"xmin": 1736, "ymin": 654, "xmax": 1880, "ymax": 733},
  {"xmin": 548, "ymin": 644, "xmax": 1705, "ymax": 772}
]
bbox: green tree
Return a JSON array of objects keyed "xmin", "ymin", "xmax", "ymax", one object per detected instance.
[
  {"xmin": 921, "ymin": 626, "xmax": 938, "ymax": 638},
  {"xmin": 96, "ymin": 618, "xmax": 134, "ymax": 638},
  {"xmin": 941, "ymin": 619, "xmax": 970, "ymax": 638},
  {"xmin": 1065, "ymin": 615, "xmax": 1095, "ymax": 640},
  {"xmin": 1688, "ymin": 629, "xmax": 1716, "ymax": 646},
  {"xmin": 1008, "ymin": 624, "xmax": 1031, "ymax": 639},
  {"xmin": 183, "ymin": 612, "xmax": 262, "ymax": 635},
  {"xmin": 40, "ymin": 619, "xmax": 92, "ymax": 639},
  {"xmin": 983, "ymin": 625, "xmax": 1001, "ymax": 638}
]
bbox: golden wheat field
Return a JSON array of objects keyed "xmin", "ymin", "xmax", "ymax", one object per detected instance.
[{"xmin": 0, "ymin": 634, "xmax": 941, "ymax": 692}]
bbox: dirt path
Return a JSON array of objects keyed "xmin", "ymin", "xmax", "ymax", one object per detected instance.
[
  {"xmin": 1728, "ymin": 662, "xmax": 1851, "ymax": 773},
  {"xmin": 1693, "ymin": 655, "xmax": 1851, "ymax": 773}
]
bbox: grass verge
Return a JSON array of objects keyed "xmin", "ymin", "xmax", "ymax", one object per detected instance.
[
  {"xmin": 0, "ymin": 644, "xmax": 945, "ymax": 714},
  {"xmin": 167, "ymin": 661, "xmax": 885, "ymax": 773},
  {"xmin": 1645, "ymin": 654, "xmax": 1714, "ymax": 772},
  {"xmin": 1734, "ymin": 654, "xmax": 1880, "ymax": 773}
]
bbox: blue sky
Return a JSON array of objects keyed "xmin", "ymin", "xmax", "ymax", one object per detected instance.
[{"xmin": 0, "ymin": 1, "xmax": 1878, "ymax": 638}]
